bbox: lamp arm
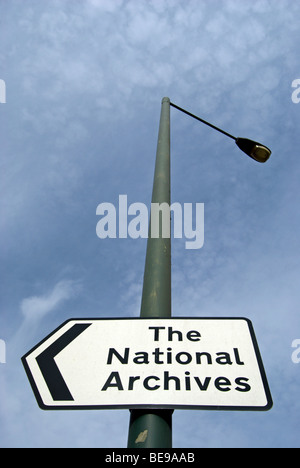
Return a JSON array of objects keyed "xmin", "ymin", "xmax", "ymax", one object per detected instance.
[{"xmin": 170, "ymin": 102, "xmax": 236, "ymax": 141}]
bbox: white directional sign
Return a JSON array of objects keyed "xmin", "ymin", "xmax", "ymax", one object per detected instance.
[{"xmin": 22, "ymin": 317, "xmax": 272, "ymax": 411}]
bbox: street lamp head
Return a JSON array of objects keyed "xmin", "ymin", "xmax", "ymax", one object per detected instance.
[{"xmin": 235, "ymin": 137, "xmax": 271, "ymax": 163}]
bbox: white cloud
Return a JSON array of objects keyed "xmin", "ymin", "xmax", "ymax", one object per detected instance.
[
  {"xmin": 86, "ymin": 0, "xmax": 123, "ymax": 12},
  {"xmin": 20, "ymin": 279, "xmax": 80, "ymax": 322}
]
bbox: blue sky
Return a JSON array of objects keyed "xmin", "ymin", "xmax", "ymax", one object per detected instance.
[{"xmin": 1, "ymin": 0, "xmax": 300, "ymax": 448}]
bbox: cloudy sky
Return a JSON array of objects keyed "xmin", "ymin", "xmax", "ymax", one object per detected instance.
[{"xmin": 1, "ymin": 0, "xmax": 300, "ymax": 448}]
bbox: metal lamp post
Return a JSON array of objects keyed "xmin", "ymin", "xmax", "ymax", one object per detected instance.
[
  {"xmin": 127, "ymin": 97, "xmax": 172, "ymax": 448},
  {"xmin": 127, "ymin": 97, "xmax": 271, "ymax": 448}
]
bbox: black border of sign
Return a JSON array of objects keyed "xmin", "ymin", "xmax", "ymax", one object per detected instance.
[{"xmin": 21, "ymin": 317, "xmax": 273, "ymax": 412}]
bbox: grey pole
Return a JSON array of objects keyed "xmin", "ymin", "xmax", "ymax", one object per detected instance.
[
  {"xmin": 139, "ymin": 96, "xmax": 171, "ymax": 320},
  {"xmin": 127, "ymin": 97, "xmax": 172, "ymax": 448}
]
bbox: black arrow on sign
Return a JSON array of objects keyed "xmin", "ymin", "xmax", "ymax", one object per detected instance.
[{"xmin": 35, "ymin": 323, "xmax": 91, "ymax": 401}]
